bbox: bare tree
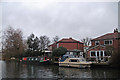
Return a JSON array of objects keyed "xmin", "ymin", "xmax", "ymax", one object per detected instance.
[
  {"xmin": 105, "ymin": 45, "xmax": 115, "ymax": 56},
  {"xmin": 39, "ymin": 35, "xmax": 50, "ymax": 50},
  {"xmin": 81, "ymin": 37, "xmax": 91, "ymax": 46},
  {"xmin": 53, "ymin": 36, "xmax": 59, "ymax": 43},
  {"xmin": 2, "ymin": 26, "xmax": 25, "ymax": 59},
  {"xmin": 0, "ymin": 30, "xmax": 2, "ymax": 51}
]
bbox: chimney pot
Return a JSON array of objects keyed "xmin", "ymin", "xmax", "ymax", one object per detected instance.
[{"xmin": 114, "ymin": 28, "xmax": 118, "ymax": 33}]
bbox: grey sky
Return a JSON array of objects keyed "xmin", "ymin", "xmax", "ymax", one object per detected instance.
[
  {"xmin": 118, "ymin": 1, "xmax": 120, "ymax": 32},
  {"xmin": 2, "ymin": 1, "xmax": 118, "ymax": 41}
]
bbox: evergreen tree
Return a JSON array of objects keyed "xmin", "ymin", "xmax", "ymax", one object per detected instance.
[{"xmin": 27, "ymin": 33, "xmax": 40, "ymax": 56}]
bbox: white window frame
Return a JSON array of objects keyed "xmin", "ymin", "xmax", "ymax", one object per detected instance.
[
  {"xmin": 104, "ymin": 40, "xmax": 113, "ymax": 45},
  {"xmin": 95, "ymin": 41, "xmax": 100, "ymax": 45},
  {"xmin": 90, "ymin": 50, "xmax": 105, "ymax": 57}
]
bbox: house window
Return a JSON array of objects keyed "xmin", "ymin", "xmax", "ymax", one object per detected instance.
[
  {"xmin": 104, "ymin": 40, "xmax": 113, "ymax": 45},
  {"xmin": 66, "ymin": 52, "xmax": 69, "ymax": 54},
  {"xmin": 90, "ymin": 51, "xmax": 96, "ymax": 57},
  {"xmin": 95, "ymin": 41, "xmax": 100, "ymax": 45},
  {"xmin": 70, "ymin": 52, "xmax": 73, "ymax": 55}
]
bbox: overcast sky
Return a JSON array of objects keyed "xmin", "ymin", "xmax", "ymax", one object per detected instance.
[{"xmin": 2, "ymin": 1, "xmax": 118, "ymax": 41}]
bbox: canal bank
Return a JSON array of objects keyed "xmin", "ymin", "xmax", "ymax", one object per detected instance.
[{"xmin": 3, "ymin": 58, "xmax": 120, "ymax": 69}]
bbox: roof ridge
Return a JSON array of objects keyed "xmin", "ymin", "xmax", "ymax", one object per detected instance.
[
  {"xmin": 57, "ymin": 38, "xmax": 83, "ymax": 43},
  {"xmin": 92, "ymin": 32, "xmax": 119, "ymax": 40}
]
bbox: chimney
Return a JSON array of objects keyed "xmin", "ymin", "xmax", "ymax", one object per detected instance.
[
  {"xmin": 69, "ymin": 37, "xmax": 72, "ymax": 39},
  {"xmin": 114, "ymin": 28, "xmax": 118, "ymax": 33}
]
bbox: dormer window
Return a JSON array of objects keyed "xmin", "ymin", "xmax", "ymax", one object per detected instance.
[
  {"xmin": 104, "ymin": 40, "xmax": 113, "ymax": 45},
  {"xmin": 95, "ymin": 41, "xmax": 100, "ymax": 45}
]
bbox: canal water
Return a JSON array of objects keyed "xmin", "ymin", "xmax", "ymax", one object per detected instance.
[{"xmin": 0, "ymin": 60, "xmax": 120, "ymax": 79}]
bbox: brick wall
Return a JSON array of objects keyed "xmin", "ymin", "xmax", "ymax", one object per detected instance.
[{"xmin": 58, "ymin": 42, "xmax": 83, "ymax": 51}]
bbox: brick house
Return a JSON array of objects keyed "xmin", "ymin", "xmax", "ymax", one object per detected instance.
[
  {"xmin": 87, "ymin": 29, "xmax": 120, "ymax": 61},
  {"xmin": 48, "ymin": 37, "xmax": 84, "ymax": 56}
]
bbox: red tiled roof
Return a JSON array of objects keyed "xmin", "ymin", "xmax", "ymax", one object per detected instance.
[
  {"xmin": 92, "ymin": 32, "xmax": 120, "ymax": 41},
  {"xmin": 58, "ymin": 38, "xmax": 83, "ymax": 44},
  {"xmin": 48, "ymin": 38, "xmax": 83, "ymax": 47}
]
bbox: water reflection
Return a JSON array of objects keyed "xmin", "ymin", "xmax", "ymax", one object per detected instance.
[
  {"xmin": 58, "ymin": 67, "xmax": 92, "ymax": 78},
  {"xmin": 91, "ymin": 68, "xmax": 120, "ymax": 78},
  {"xmin": 1, "ymin": 61, "xmax": 120, "ymax": 78}
]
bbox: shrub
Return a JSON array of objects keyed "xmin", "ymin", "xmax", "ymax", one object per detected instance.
[{"xmin": 52, "ymin": 47, "xmax": 67, "ymax": 57}]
